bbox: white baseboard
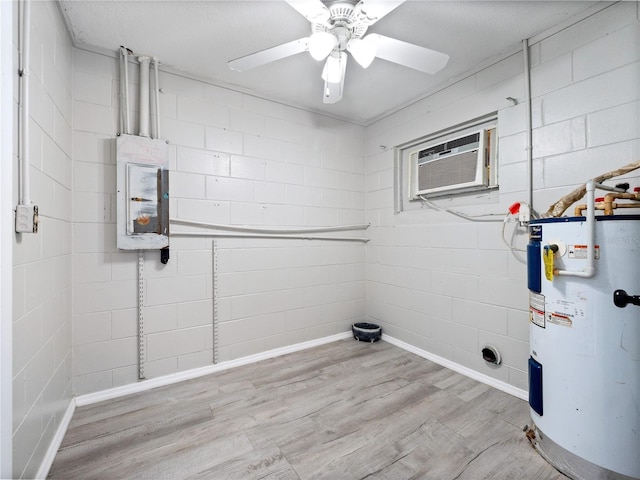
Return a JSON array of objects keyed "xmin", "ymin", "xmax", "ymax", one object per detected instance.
[
  {"xmin": 75, "ymin": 329, "xmax": 527, "ymax": 408},
  {"xmin": 382, "ymin": 334, "xmax": 528, "ymax": 401},
  {"xmin": 35, "ymin": 397, "xmax": 76, "ymax": 480},
  {"xmin": 76, "ymin": 331, "xmax": 352, "ymax": 407}
]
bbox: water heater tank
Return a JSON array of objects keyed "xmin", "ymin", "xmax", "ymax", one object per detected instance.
[{"xmin": 527, "ymin": 215, "xmax": 640, "ymax": 479}]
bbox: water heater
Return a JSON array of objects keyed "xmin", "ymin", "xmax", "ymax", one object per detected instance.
[{"xmin": 527, "ymin": 195, "xmax": 640, "ymax": 478}]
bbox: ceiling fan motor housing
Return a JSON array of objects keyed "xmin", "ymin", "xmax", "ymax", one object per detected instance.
[{"xmin": 312, "ymin": 1, "xmax": 368, "ymax": 47}]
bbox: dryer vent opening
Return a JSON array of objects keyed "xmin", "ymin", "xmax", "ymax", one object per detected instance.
[{"xmin": 482, "ymin": 345, "xmax": 501, "ymax": 365}]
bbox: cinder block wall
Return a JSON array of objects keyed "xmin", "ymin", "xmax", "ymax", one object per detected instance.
[
  {"xmin": 9, "ymin": 2, "xmax": 638, "ymax": 478},
  {"xmin": 365, "ymin": 2, "xmax": 640, "ymax": 390},
  {"xmin": 71, "ymin": 52, "xmax": 367, "ymax": 394},
  {"xmin": 11, "ymin": 2, "xmax": 73, "ymax": 478}
]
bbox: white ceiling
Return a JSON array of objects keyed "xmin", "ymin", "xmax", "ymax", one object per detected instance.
[{"xmin": 58, "ymin": 0, "xmax": 602, "ymax": 125}]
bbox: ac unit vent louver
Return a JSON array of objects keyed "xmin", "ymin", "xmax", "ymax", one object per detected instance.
[{"xmin": 409, "ymin": 127, "xmax": 496, "ymax": 197}]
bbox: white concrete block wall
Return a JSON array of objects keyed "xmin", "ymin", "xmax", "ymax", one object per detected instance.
[
  {"xmin": 365, "ymin": 2, "xmax": 640, "ymax": 391},
  {"xmin": 72, "ymin": 51, "xmax": 366, "ymax": 394},
  {"xmin": 6, "ymin": 1, "xmax": 637, "ymax": 476},
  {"xmin": 11, "ymin": 2, "xmax": 73, "ymax": 478}
]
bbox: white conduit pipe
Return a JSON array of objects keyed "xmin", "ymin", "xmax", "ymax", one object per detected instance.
[
  {"xmin": 18, "ymin": 0, "xmax": 31, "ymax": 205},
  {"xmin": 118, "ymin": 50, "xmax": 124, "ymax": 134},
  {"xmin": 171, "ymin": 231, "xmax": 369, "ymax": 243},
  {"xmin": 523, "ymin": 38, "xmax": 533, "ymax": 211},
  {"xmin": 152, "ymin": 57, "xmax": 160, "ymax": 139},
  {"xmin": 169, "ymin": 218, "xmax": 369, "ymax": 234},
  {"xmin": 122, "ymin": 48, "xmax": 131, "ymax": 134},
  {"xmin": 138, "ymin": 56, "xmax": 150, "ymax": 137},
  {"xmin": 149, "ymin": 60, "xmax": 157, "ymax": 139},
  {"xmin": 119, "ymin": 48, "xmax": 127, "ymax": 134}
]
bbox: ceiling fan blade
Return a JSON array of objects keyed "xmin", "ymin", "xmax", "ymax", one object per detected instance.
[
  {"xmin": 353, "ymin": 0, "xmax": 405, "ymax": 26},
  {"xmin": 228, "ymin": 38, "xmax": 309, "ymax": 72},
  {"xmin": 370, "ymin": 34, "xmax": 449, "ymax": 74},
  {"xmin": 284, "ymin": 0, "xmax": 331, "ymax": 26}
]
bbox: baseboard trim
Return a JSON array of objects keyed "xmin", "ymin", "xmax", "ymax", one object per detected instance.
[
  {"xmin": 35, "ymin": 397, "xmax": 76, "ymax": 480},
  {"xmin": 382, "ymin": 334, "xmax": 528, "ymax": 401},
  {"xmin": 75, "ymin": 331, "xmax": 352, "ymax": 407}
]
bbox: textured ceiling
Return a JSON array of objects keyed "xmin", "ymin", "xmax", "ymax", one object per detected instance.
[{"xmin": 59, "ymin": 0, "xmax": 602, "ymax": 125}]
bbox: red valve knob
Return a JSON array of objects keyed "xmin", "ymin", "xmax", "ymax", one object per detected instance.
[{"xmin": 595, "ymin": 197, "xmax": 605, "ymax": 202}]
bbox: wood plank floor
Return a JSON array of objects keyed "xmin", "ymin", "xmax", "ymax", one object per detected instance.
[{"xmin": 48, "ymin": 340, "xmax": 565, "ymax": 480}]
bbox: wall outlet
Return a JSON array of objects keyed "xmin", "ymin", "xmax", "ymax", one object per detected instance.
[{"xmin": 15, "ymin": 204, "xmax": 39, "ymax": 233}]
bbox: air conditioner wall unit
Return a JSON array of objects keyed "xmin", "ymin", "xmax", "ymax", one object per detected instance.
[{"xmin": 409, "ymin": 127, "xmax": 496, "ymax": 198}]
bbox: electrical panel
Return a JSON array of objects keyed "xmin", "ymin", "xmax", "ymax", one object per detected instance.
[{"xmin": 116, "ymin": 134, "xmax": 169, "ymax": 250}]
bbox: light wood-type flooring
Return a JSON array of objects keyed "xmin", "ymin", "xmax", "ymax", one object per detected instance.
[{"xmin": 48, "ymin": 339, "xmax": 565, "ymax": 479}]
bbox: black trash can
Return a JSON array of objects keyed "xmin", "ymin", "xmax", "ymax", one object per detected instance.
[{"xmin": 352, "ymin": 322, "xmax": 382, "ymax": 343}]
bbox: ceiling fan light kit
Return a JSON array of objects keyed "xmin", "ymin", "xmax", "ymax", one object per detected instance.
[
  {"xmin": 347, "ymin": 36, "xmax": 377, "ymax": 68},
  {"xmin": 308, "ymin": 31, "xmax": 337, "ymax": 60},
  {"xmin": 227, "ymin": 0, "xmax": 449, "ymax": 104}
]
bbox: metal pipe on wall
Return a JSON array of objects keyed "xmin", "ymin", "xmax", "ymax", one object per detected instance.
[
  {"xmin": 523, "ymin": 38, "xmax": 533, "ymax": 212},
  {"xmin": 170, "ymin": 218, "xmax": 369, "ymax": 235},
  {"xmin": 121, "ymin": 47, "xmax": 131, "ymax": 135},
  {"xmin": 171, "ymin": 231, "xmax": 370, "ymax": 243},
  {"xmin": 18, "ymin": 0, "xmax": 31, "ymax": 205},
  {"xmin": 152, "ymin": 57, "xmax": 160, "ymax": 139},
  {"xmin": 118, "ymin": 50, "xmax": 124, "ymax": 134},
  {"xmin": 138, "ymin": 55, "xmax": 150, "ymax": 137},
  {"xmin": 119, "ymin": 47, "xmax": 128, "ymax": 134}
]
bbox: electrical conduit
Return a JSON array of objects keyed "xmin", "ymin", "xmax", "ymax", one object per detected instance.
[
  {"xmin": 138, "ymin": 56, "xmax": 150, "ymax": 137},
  {"xmin": 169, "ymin": 219, "xmax": 370, "ymax": 242},
  {"xmin": 18, "ymin": 0, "xmax": 31, "ymax": 206},
  {"xmin": 152, "ymin": 57, "xmax": 160, "ymax": 139},
  {"xmin": 523, "ymin": 38, "xmax": 533, "ymax": 212},
  {"xmin": 170, "ymin": 218, "xmax": 369, "ymax": 234}
]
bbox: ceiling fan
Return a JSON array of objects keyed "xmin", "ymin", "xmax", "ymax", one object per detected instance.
[{"xmin": 228, "ymin": 0, "xmax": 449, "ymax": 104}]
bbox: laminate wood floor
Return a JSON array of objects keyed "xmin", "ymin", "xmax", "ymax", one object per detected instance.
[{"xmin": 48, "ymin": 339, "xmax": 565, "ymax": 480}]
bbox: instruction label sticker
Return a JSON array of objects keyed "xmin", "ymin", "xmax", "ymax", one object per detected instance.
[
  {"xmin": 529, "ymin": 292, "xmax": 545, "ymax": 328},
  {"xmin": 546, "ymin": 295, "xmax": 586, "ymax": 328},
  {"xmin": 547, "ymin": 312, "xmax": 572, "ymax": 327},
  {"xmin": 568, "ymin": 245, "xmax": 600, "ymax": 259}
]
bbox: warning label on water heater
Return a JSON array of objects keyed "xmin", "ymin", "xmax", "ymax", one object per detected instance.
[
  {"xmin": 529, "ymin": 292, "xmax": 545, "ymax": 328},
  {"xmin": 568, "ymin": 245, "xmax": 600, "ymax": 259}
]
